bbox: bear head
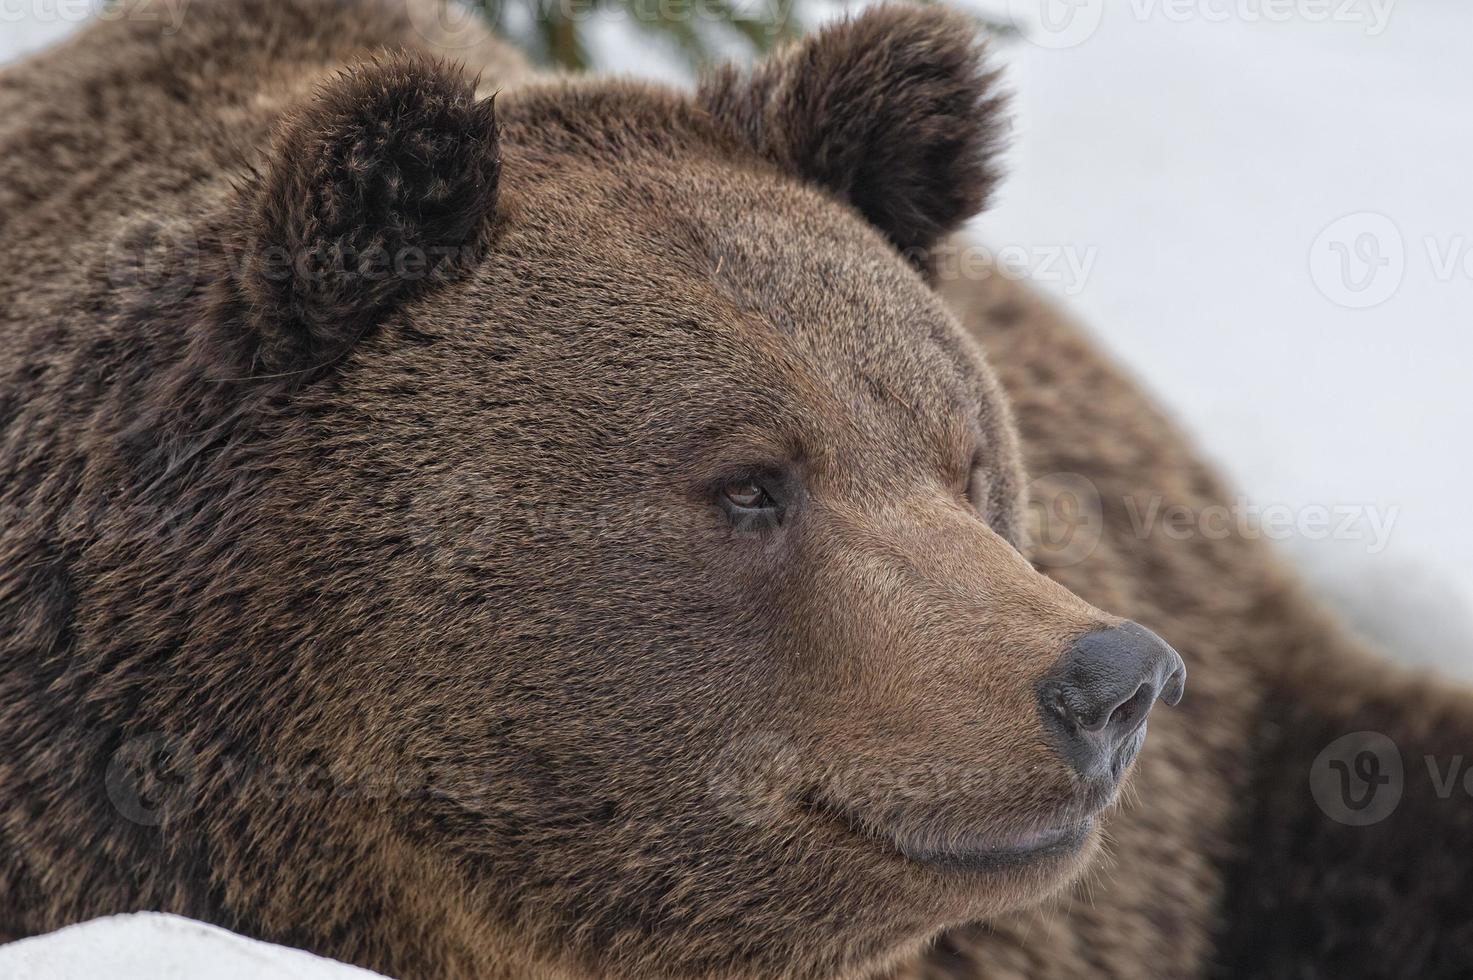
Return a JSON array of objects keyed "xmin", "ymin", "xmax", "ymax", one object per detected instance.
[{"xmin": 128, "ymin": 5, "xmax": 1184, "ymax": 978}]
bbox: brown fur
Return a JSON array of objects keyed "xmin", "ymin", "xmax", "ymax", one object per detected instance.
[{"xmin": 2, "ymin": 2, "xmax": 1470, "ymax": 978}]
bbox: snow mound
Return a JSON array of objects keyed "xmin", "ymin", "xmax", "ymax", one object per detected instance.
[{"xmin": 0, "ymin": 913, "xmax": 387, "ymax": 980}]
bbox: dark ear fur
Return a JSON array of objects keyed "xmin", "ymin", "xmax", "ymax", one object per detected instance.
[
  {"xmin": 698, "ymin": 4, "xmax": 1006, "ymax": 263},
  {"xmin": 233, "ymin": 54, "xmax": 500, "ymax": 374}
]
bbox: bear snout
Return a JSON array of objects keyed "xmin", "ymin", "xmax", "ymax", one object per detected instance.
[{"xmin": 1036, "ymin": 622, "xmax": 1187, "ymax": 782}]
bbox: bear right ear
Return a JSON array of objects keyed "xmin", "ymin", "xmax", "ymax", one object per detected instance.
[
  {"xmin": 698, "ymin": 4, "xmax": 1007, "ymax": 267},
  {"xmin": 230, "ymin": 54, "xmax": 500, "ymax": 376}
]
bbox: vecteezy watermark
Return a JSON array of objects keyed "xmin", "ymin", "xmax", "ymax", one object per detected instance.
[
  {"xmin": 105, "ymin": 731, "xmax": 200, "ymax": 827},
  {"xmin": 707, "ymin": 731, "xmax": 804, "ymax": 827},
  {"xmin": 1123, "ymin": 495, "xmax": 1399, "ymax": 555},
  {"xmin": 523, "ymin": 0, "xmax": 793, "ymax": 29},
  {"xmin": 1024, "ymin": 475, "xmax": 1399, "ymax": 569},
  {"xmin": 705, "ymin": 731, "xmax": 1006, "ymax": 830},
  {"xmin": 1125, "ymin": 0, "xmax": 1394, "ymax": 34},
  {"xmin": 911, "ymin": 240, "xmax": 1100, "ymax": 297},
  {"xmin": 99, "ymin": 216, "xmax": 488, "ymax": 305},
  {"xmin": 1310, "ymin": 731, "xmax": 1403, "ymax": 826},
  {"xmin": 0, "ymin": 0, "xmax": 191, "ymax": 33},
  {"xmin": 1005, "ymin": 0, "xmax": 1107, "ymax": 49},
  {"xmin": 1027, "ymin": 472, "xmax": 1106, "ymax": 569},
  {"xmin": 1311, "ymin": 732, "xmax": 1473, "ymax": 826},
  {"xmin": 103, "ymin": 216, "xmax": 202, "ymax": 303},
  {"xmin": 1309, "ymin": 212, "xmax": 1405, "ymax": 309},
  {"xmin": 1310, "ymin": 212, "xmax": 1473, "ymax": 309},
  {"xmin": 406, "ymin": 0, "xmax": 796, "ymax": 51},
  {"xmin": 1004, "ymin": 0, "xmax": 1393, "ymax": 49},
  {"xmin": 103, "ymin": 730, "xmax": 502, "ymax": 826}
]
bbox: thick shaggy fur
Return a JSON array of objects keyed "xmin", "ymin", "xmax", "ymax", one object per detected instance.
[
  {"xmin": 698, "ymin": 8, "xmax": 1006, "ymax": 263},
  {"xmin": 235, "ymin": 54, "xmax": 502, "ymax": 373},
  {"xmin": 2, "ymin": 1, "xmax": 1471, "ymax": 978}
]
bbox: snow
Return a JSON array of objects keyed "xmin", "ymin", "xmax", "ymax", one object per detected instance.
[
  {"xmin": 0, "ymin": 7, "xmax": 83, "ymax": 60},
  {"xmin": 0, "ymin": 913, "xmax": 385, "ymax": 979}
]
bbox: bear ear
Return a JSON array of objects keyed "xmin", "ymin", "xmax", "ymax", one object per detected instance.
[
  {"xmin": 231, "ymin": 54, "xmax": 500, "ymax": 375},
  {"xmin": 698, "ymin": 5, "xmax": 1007, "ymax": 265}
]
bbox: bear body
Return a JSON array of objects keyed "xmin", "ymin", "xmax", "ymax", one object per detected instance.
[{"xmin": 2, "ymin": 1, "xmax": 1471, "ymax": 978}]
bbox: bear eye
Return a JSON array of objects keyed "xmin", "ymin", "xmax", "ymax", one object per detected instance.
[
  {"xmin": 721, "ymin": 479, "xmax": 774, "ymax": 512},
  {"xmin": 712, "ymin": 470, "xmax": 792, "ymax": 533}
]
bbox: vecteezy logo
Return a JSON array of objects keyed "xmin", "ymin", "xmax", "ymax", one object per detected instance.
[
  {"xmin": 706, "ymin": 731, "xmax": 801, "ymax": 828},
  {"xmin": 1331, "ymin": 751, "xmax": 1389, "ymax": 809},
  {"xmin": 105, "ymin": 732, "xmax": 199, "ymax": 827},
  {"xmin": 1007, "ymin": 0, "xmax": 1105, "ymax": 49},
  {"xmin": 1025, "ymin": 472, "xmax": 1104, "ymax": 568},
  {"xmin": 103, "ymin": 216, "xmax": 200, "ymax": 303},
  {"xmin": 405, "ymin": 0, "xmax": 502, "ymax": 52},
  {"xmin": 1310, "ymin": 731, "xmax": 1402, "ymax": 826},
  {"xmin": 1309, "ymin": 212, "xmax": 1405, "ymax": 309}
]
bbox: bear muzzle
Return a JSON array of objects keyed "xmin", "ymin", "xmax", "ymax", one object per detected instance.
[{"xmin": 1036, "ymin": 621, "xmax": 1187, "ymax": 783}]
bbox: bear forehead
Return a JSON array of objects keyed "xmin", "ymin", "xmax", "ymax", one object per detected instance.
[
  {"xmin": 481, "ymin": 89, "xmax": 992, "ymax": 433},
  {"xmin": 444, "ymin": 209, "xmax": 990, "ymax": 481}
]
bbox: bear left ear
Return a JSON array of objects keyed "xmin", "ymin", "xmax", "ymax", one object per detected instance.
[
  {"xmin": 698, "ymin": 4, "xmax": 1006, "ymax": 265},
  {"xmin": 231, "ymin": 54, "xmax": 500, "ymax": 375}
]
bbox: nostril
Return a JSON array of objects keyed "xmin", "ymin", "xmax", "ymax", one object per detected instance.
[{"xmin": 1107, "ymin": 681, "xmax": 1157, "ymax": 736}]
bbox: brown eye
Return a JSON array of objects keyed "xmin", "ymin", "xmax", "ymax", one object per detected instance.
[
  {"xmin": 713, "ymin": 471, "xmax": 790, "ymax": 532},
  {"xmin": 721, "ymin": 480, "xmax": 772, "ymax": 511}
]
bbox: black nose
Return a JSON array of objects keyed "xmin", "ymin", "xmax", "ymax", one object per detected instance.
[{"xmin": 1037, "ymin": 622, "xmax": 1186, "ymax": 779}]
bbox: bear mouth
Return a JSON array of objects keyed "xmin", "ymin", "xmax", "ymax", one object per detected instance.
[{"xmin": 799, "ymin": 792, "xmax": 1095, "ymax": 872}]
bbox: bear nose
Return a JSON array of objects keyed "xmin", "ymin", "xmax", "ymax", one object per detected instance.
[{"xmin": 1037, "ymin": 622, "xmax": 1186, "ymax": 779}]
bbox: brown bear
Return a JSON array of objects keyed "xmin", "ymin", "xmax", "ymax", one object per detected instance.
[{"xmin": 0, "ymin": 0, "xmax": 1470, "ymax": 977}]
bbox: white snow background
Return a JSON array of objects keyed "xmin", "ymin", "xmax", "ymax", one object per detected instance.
[
  {"xmin": 0, "ymin": 914, "xmax": 387, "ymax": 978},
  {"xmin": 1, "ymin": 0, "xmax": 1470, "ymax": 974}
]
